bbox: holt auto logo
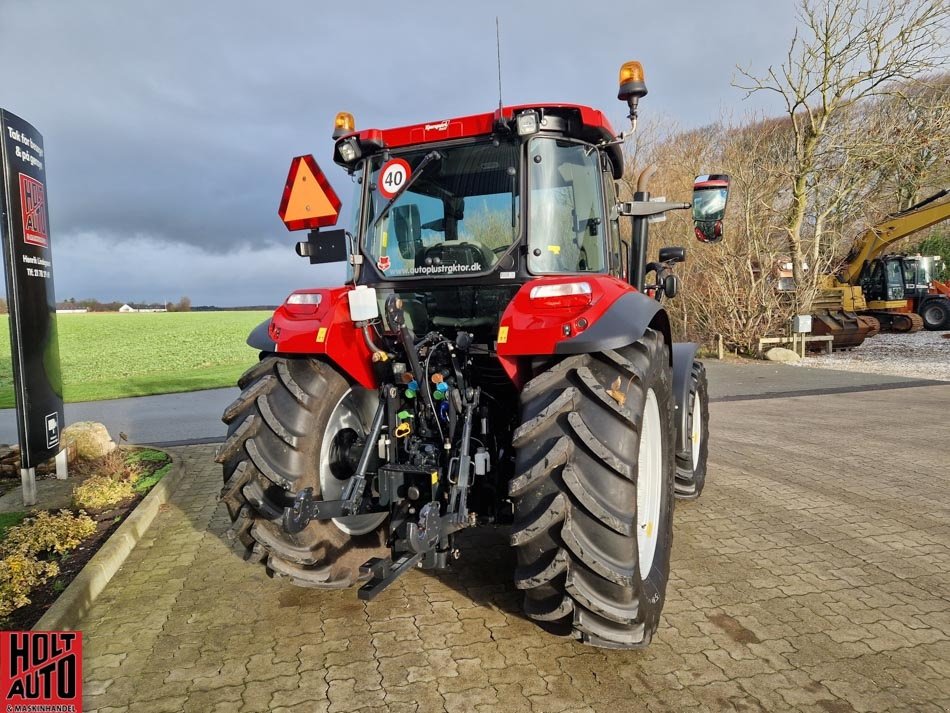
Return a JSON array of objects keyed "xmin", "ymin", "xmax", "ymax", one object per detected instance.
[
  {"xmin": 18, "ymin": 174, "xmax": 48, "ymax": 248},
  {"xmin": 1, "ymin": 631, "xmax": 82, "ymax": 711}
]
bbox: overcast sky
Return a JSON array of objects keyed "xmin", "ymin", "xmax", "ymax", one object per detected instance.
[{"xmin": 0, "ymin": 0, "xmax": 796, "ymax": 306}]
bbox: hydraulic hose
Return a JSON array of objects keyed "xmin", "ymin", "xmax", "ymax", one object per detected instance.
[{"xmin": 362, "ymin": 324, "xmax": 384, "ymax": 354}]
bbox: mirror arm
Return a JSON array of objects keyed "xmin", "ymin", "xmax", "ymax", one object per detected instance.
[{"xmin": 619, "ymin": 200, "xmax": 691, "ymax": 217}]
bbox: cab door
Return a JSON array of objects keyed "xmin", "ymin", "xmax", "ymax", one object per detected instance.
[{"xmin": 603, "ymin": 172, "xmax": 625, "ymax": 280}]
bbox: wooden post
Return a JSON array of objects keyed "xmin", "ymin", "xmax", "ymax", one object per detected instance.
[{"xmin": 718, "ymin": 334, "xmax": 724, "ymax": 360}]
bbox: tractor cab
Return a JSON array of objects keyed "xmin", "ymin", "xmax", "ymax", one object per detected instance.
[{"xmin": 324, "ymin": 104, "xmax": 628, "ymax": 342}]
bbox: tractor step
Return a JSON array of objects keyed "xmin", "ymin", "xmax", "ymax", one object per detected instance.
[{"xmin": 357, "ymin": 553, "xmax": 423, "ymax": 601}]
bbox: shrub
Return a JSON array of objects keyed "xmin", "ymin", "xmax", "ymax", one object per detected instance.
[
  {"xmin": 1, "ymin": 510, "xmax": 96, "ymax": 557},
  {"xmin": 0, "ymin": 510, "xmax": 96, "ymax": 618},
  {"xmin": 132, "ymin": 463, "xmax": 171, "ymax": 495},
  {"xmin": 72, "ymin": 475, "xmax": 135, "ymax": 511},
  {"xmin": 0, "ymin": 554, "xmax": 58, "ymax": 618},
  {"xmin": 0, "ymin": 512, "xmax": 28, "ymax": 541},
  {"xmin": 126, "ymin": 449, "xmax": 170, "ymax": 466}
]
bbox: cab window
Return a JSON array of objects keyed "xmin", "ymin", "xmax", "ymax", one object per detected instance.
[{"xmin": 527, "ymin": 138, "xmax": 607, "ymax": 274}]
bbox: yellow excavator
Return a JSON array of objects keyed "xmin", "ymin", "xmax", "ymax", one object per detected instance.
[{"xmin": 811, "ymin": 188, "xmax": 950, "ymax": 349}]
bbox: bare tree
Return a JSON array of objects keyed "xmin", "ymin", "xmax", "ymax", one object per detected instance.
[{"xmin": 735, "ymin": 0, "xmax": 949, "ymax": 290}]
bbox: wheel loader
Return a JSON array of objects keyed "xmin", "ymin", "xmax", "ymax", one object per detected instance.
[{"xmin": 217, "ymin": 61, "xmax": 729, "ymax": 649}]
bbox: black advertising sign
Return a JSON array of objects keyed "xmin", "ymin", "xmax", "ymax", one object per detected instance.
[{"xmin": 0, "ymin": 109, "xmax": 64, "ymax": 468}]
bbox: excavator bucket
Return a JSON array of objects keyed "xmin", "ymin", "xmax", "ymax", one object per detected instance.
[{"xmin": 811, "ymin": 311, "xmax": 879, "ymax": 350}]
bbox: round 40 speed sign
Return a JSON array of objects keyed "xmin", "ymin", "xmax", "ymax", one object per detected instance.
[{"xmin": 378, "ymin": 158, "xmax": 411, "ymax": 199}]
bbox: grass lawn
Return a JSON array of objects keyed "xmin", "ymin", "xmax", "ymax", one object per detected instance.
[{"xmin": 0, "ymin": 311, "xmax": 270, "ymax": 407}]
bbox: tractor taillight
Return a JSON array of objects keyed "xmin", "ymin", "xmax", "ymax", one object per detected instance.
[
  {"xmin": 529, "ymin": 281, "xmax": 593, "ymax": 310},
  {"xmin": 332, "ymin": 112, "xmax": 355, "ymax": 139},
  {"xmin": 285, "ymin": 291, "xmax": 322, "ymax": 315}
]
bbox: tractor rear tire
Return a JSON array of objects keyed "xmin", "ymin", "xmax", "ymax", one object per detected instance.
[
  {"xmin": 674, "ymin": 361, "xmax": 709, "ymax": 500},
  {"xmin": 509, "ymin": 329, "xmax": 675, "ymax": 649},
  {"xmin": 216, "ymin": 355, "xmax": 387, "ymax": 588}
]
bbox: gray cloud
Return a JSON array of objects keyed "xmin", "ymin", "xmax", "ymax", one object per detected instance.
[{"xmin": 0, "ymin": 0, "xmax": 794, "ymax": 303}]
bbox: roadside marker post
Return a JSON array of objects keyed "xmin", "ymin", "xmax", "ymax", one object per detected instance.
[{"xmin": 0, "ymin": 109, "xmax": 67, "ymax": 505}]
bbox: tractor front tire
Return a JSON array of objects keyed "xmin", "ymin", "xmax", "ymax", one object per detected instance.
[
  {"xmin": 510, "ymin": 329, "xmax": 675, "ymax": 649},
  {"xmin": 216, "ymin": 355, "xmax": 387, "ymax": 587},
  {"xmin": 674, "ymin": 361, "xmax": 709, "ymax": 500}
]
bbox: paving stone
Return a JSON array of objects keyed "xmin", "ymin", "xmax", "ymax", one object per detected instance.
[{"xmin": 72, "ymin": 387, "xmax": 950, "ymax": 712}]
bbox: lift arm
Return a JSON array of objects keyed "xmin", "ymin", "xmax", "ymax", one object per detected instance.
[{"xmin": 841, "ymin": 188, "xmax": 950, "ymax": 285}]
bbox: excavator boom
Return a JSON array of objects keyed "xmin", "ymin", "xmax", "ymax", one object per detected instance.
[
  {"xmin": 813, "ymin": 188, "xmax": 950, "ymax": 349},
  {"xmin": 841, "ymin": 188, "xmax": 950, "ymax": 285}
]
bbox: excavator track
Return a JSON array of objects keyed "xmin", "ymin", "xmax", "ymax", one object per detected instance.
[{"xmin": 872, "ymin": 311, "xmax": 924, "ymax": 333}]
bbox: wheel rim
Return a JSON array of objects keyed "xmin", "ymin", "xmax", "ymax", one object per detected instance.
[
  {"xmin": 319, "ymin": 387, "xmax": 387, "ymax": 535},
  {"xmin": 690, "ymin": 390, "xmax": 702, "ymax": 467},
  {"xmin": 923, "ymin": 305, "xmax": 942, "ymax": 327},
  {"xmin": 637, "ymin": 388, "xmax": 663, "ymax": 580}
]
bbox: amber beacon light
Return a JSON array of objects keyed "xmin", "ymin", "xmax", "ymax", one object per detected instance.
[
  {"xmin": 332, "ymin": 112, "xmax": 356, "ymax": 139},
  {"xmin": 617, "ymin": 61, "xmax": 648, "ymax": 127}
]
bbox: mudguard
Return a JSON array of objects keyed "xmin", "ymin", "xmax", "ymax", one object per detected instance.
[
  {"xmin": 496, "ymin": 275, "xmax": 672, "ymax": 385},
  {"xmin": 556, "ymin": 291, "xmax": 667, "ymax": 355},
  {"xmin": 671, "ymin": 342, "xmax": 699, "ymax": 456},
  {"xmin": 244, "ymin": 286, "xmax": 377, "ymax": 389},
  {"xmin": 247, "ymin": 319, "xmax": 276, "ymax": 352}
]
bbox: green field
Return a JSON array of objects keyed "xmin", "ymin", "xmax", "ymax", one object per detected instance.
[{"xmin": 0, "ymin": 311, "xmax": 270, "ymax": 407}]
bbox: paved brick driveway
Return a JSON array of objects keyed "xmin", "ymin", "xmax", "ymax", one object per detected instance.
[{"xmin": 79, "ymin": 384, "xmax": 950, "ymax": 713}]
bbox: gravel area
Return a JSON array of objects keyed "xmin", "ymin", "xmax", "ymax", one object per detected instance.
[{"xmin": 796, "ymin": 329, "xmax": 950, "ymax": 381}]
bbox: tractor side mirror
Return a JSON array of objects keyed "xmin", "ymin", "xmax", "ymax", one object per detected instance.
[
  {"xmin": 692, "ymin": 174, "xmax": 730, "ymax": 244},
  {"xmin": 658, "ymin": 246, "xmax": 685, "ymax": 264},
  {"xmin": 663, "ymin": 274, "xmax": 679, "ymax": 299}
]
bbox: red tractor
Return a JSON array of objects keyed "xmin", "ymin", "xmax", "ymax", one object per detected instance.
[{"xmin": 218, "ymin": 61, "xmax": 729, "ymax": 649}]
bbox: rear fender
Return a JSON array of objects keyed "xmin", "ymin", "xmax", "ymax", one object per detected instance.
[
  {"xmin": 496, "ymin": 275, "xmax": 672, "ymax": 386},
  {"xmin": 671, "ymin": 343, "xmax": 699, "ymax": 456},
  {"xmin": 247, "ymin": 287, "xmax": 376, "ymax": 389}
]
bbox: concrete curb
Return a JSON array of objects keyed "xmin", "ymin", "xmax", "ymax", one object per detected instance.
[{"xmin": 33, "ymin": 450, "xmax": 186, "ymax": 632}]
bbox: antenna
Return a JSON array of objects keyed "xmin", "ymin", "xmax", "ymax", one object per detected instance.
[{"xmin": 495, "ymin": 17, "xmax": 503, "ymax": 112}]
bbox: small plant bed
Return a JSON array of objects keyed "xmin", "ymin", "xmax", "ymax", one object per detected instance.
[{"xmin": 0, "ymin": 447, "xmax": 172, "ymax": 630}]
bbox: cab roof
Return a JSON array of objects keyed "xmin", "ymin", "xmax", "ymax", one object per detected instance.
[{"xmin": 335, "ymin": 103, "xmax": 624, "ymax": 178}]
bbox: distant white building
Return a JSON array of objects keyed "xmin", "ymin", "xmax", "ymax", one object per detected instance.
[{"xmin": 117, "ymin": 304, "xmax": 166, "ymax": 313}]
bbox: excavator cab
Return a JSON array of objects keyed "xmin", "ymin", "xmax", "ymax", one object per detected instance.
[{"xmin": 861, "ymin": 257, "xmax": 907, "ymax": 303}]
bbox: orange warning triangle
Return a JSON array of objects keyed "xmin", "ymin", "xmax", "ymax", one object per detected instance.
[{"xmin": 278, "ymin": 155, "xmax": 342, "ymax": 231}]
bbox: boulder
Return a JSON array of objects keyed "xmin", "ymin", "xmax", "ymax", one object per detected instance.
[
  {"xmin": 765, "ymin": 347, "xmax": 802, "ymax": 363},
  {"xmin": 62, "ymin": 422, "xmax": 116, "ymax": 460}
]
